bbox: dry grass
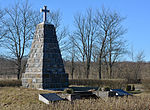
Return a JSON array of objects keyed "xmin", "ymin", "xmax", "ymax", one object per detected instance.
[
  {"xmin": 0, "ymin": 87, "xmax": 61, "ymax": 110},
  {"xmin": 0, "ymin": 87, "xmax": 150, "ymax": 110}
]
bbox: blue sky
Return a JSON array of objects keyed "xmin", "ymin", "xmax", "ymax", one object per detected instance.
[{"xmin": 0, "ymin": 0, "xmax": 150, "ymax": 61}]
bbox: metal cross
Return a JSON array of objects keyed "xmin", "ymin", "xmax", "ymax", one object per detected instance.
[{"xmin": 40, "ymin": 6, "xmax": 50, "ymax": 22}]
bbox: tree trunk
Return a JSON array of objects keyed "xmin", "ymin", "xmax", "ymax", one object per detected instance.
[
  {"xmin": 86, "ymin": 57, "xmax": 91, "ymax": 79},
  {"xmin": 98, "ymin": 58, "xmax": 102, "ymax": 79},
  {"xmin": 86, "ymin": 63, "xmax": 90, "ymax": 79},
  {"xmin": 98, "ymin": 31, "xmax": 108, "ymax": 80},
  {"xmin": 17, "ymin": 59, "xmax": 22, "ymax": 80},
  {"xmin": 108, "ymin": 64, "xmax": 112, "ymax": 79},
  {"xmin": 71, "ymin": 58, "xmax": 74, "ymax": 79}
]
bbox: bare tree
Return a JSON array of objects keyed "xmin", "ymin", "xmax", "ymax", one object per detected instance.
[
  {"xmin": 1, "ymin": 0, "xmax": 69, "ymax": 79},
  {"xmin": 95, "ymin": 8, "xmax": 127, "ymax": 79},
  {"xmin": 68, "ymin": 35, "xmax": 76, "ymax": 79},
  {"xmin": 47, "ymin": 10, "xmax": 69, "ymax": 56},
  {"xmin": 73, "ymin": 9, "xmax": 98, "ymax": 78},
  {"xmin": 95, "ymin": 8, "xmax": 112, "ymax": 79},
  {"xmin": 0, "ymin": 9, "xmax": 5, "ymax": 43},
  {"xmin": 129, "ymin": 49, "xmax": 145, "ymax": 82},
  {"xmin": 134, "ymin": 51, "xmax": 145, "ymax": 81},
  {"xmin": 1, "ymin": 1, "xmax": 38, "ymax": 79},
  {"xmin": 0, "ymin": 9, "xmax": 3, "ymax": 18},
  {"xmin": 91, "ymin": 43, "xmax": 99, "ymax": 63},
  {"xmin": 106, "ymin": 31, "xmax": 126, "ymax": 79}
]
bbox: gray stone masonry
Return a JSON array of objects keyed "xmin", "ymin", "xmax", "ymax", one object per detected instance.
[{"xmin": 22, "ymin": 22, "xmax": 68, "ymax": 89}]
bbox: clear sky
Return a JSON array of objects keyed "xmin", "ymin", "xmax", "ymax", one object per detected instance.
[{"xmin": 0, "ymin": 0, "xmax": 150, "ymax": 61}]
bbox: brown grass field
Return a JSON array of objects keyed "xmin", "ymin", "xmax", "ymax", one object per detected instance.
[{"xmin": 0, "ymin": 87, "xmax": 150, "ymax": 110}]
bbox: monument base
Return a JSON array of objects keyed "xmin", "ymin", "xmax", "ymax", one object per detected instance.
[{"xmin": 22, "ymin": 73, "xmax": 68, "ymax": 89}]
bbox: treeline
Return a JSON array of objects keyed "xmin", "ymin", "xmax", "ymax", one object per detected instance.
[
  {"xmin": 0, "ymin": 1, "xmax": 148, "ymax": 80},
  {"xmin": 0, "ymin": 56, "xmax": 26, "ymax": 75},
  {"xmin": 65, "ymin": 61, "xmax": 150, "ymax": 83},
  {"xmin": 0, "ymin": 56, "xmax": 150, "ymax": 83}
]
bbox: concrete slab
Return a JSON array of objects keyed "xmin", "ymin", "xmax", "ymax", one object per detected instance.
[
  {"xmin": 93, "ymin": 91, "xmax": 109, "ymax": 98},
  {"xmin": 39, "ymin": 93, "xmax": 64, "ymax": 104}
]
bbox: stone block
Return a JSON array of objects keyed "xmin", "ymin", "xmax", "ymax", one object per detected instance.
[{"xmin": 93, "ymin": 91, "xmax": 109, "ymax": 99}]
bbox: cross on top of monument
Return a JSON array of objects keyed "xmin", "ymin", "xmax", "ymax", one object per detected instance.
[{"xmin": 40, "ymin": 6, "xmax": 50, "ymax": 23}]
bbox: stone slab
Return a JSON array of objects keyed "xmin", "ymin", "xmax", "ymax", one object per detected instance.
[
  {"xmin": 93, "ymin": 91, "xmax": 109, "ymax": 98},
  {"xmin": 93, "ymin": 89, "xmax": 132, "ymax": 98},
  {"xmin": 39, "ymin": 93, "xmax": 64, "ymax": 104}
]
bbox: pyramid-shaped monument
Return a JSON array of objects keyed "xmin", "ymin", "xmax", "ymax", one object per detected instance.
[{"xmin": 22, "ymin": 6, "xmax": 68, "ymax": 89}]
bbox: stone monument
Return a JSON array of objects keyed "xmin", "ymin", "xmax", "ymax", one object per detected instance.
[{"xmin": 22, "ymin": 6, "xmax": 68, "ymax": 89}]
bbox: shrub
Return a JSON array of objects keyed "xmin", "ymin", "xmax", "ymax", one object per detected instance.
[
  {"xmin": 126, "ymin": 85, "xmax": 131, "ymax": 91},
  {"xmin": 104, "ymin": 86, "xmax": 110, "ymax": 91},
  {"xmin": 69, "ymin": 79, "xmax": 127, "ymax": 89},
  {"xmin": 0, "ymin": 80, "xmax": 22, "ymax": 87},
  {"xmin": 64, "ymin": 88, "xmax": 74, "ymax": 94}
]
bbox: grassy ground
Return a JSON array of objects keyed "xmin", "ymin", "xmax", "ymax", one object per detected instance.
[
  {"xmin": 0, "ymin": 87, "xmax": 150, "ymax": 110},
  {"xmin": 0, "ymin": 87, "xmax": 61, "ymax": 110}
]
